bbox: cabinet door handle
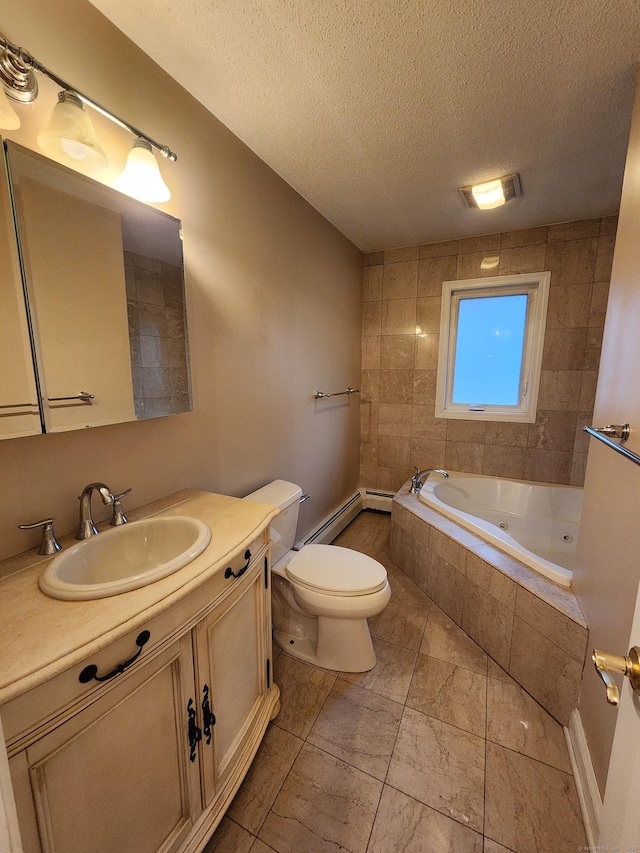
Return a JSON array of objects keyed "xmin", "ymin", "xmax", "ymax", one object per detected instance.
[
  {"xmin": 224, "ymin": 549, "xmax": 251, "ymax": 580},
  {"xmin": 78, "ymin": 630, "xmax": 151, "ymax": 684},
  {"xmin": 187, "ymin": 698, "xmax": 202, "ymax": 762},
  {"xmin": 202, "ymin": 683, "xmax": 216, "ymax": 744}
]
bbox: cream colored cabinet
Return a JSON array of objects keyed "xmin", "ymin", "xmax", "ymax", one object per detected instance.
[
  {"xmin": 9, "ymin": 636, "xmax": 200, "ymax": 853},
  {"xmin": 3, "ymin": 537, "xmax": 279, "ymax": 853},
  {"xmin": 194, "ymin": 553, "xmax": 269, "ymax": 808}
]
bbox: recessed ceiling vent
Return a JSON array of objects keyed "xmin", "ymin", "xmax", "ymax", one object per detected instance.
[{"xmin": 458, "ymin": 173, "xmax": 522, "ymax": 209}]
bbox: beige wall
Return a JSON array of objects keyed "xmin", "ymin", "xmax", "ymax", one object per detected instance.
[
  {"xmin": 573, "ymin": 73, "xmax": 640, "ymax": 795},
  {"xmin": 0, "ymin": 0, "xmax": 363, "ymax": 562},
  {"xmin": 360, "ymin": 219, "xmax": 615, "ymax": 491}
]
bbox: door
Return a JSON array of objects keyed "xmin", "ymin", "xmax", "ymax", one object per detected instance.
[
  {"xmin": 571, "ymin": 65, "xmax": 640, "ymax": 845},
  {"xmin": 194, "ymin": 556, "xmax": 268, "ymax": 808},
  {"xmin": 10, "ymin": 636, "xmax": 201, "ymax": 853}
]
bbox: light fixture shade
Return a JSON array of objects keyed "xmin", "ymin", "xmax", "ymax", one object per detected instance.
[
  {"xmin": 0, "ymin": 86, "xmax": 20, "ymax": 129},
  {"xmin": 116, "ymin": 138, "xmax": 171, "ymax": 203},
  {"xmin": 37, "ymin": 91, "xmax": 108, "ymax": 169},
  {"xmin": 471, "ymin": 179, "xmax": 506, "ymax": 210}
]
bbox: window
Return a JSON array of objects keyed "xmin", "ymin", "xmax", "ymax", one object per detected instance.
[{"xmin": 435, "ymin": 272, "xmax": 550, "ymax": 422}]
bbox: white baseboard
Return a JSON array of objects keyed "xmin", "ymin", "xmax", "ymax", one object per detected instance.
[
  {"xmin": 293, "ymin": 488, "xmax": 393, "ymax": 550},
  {"xmin": 362, "ymin": 488, "xmax": 394, "ymax": 512},
  {"xmin": 295, "ymin": 491, "xmax": 363, "ymax": 549},
  {"xmin": 565, "ymin": 709, "xmax": 602, "ymax": 847}
]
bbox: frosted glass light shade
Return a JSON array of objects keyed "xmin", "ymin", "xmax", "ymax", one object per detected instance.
[
  {"xmin": 37, "ymin": 91, "xmax": 108, "ymax": 169},
  {"xmin": 0, "ymin": 87, "xmax": 20, "ymax": 130},
  {"xmin": 471, "ymin": 179, "xmax": 505, "ymax": 210},
  {"xmin": 116, "ymin": 138, "xmax": 171, "ymax": 203}
]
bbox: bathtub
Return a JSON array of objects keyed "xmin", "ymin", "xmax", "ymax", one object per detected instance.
[{"xmin": 417, "ymin": 473, "xmax": 582, "ymax": 587}]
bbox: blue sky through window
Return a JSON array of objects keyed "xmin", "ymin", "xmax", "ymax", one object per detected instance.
[{"xmin": 452, "ymin": 294, "xmax": 528, "ymax": 406}]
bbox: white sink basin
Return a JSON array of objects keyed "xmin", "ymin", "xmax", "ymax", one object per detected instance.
[{"xmin": 39, "ymin": 516, "xmax": 211, "ymax": 600}]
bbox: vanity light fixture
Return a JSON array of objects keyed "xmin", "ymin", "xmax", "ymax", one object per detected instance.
[
  {"xmin": 37, "ymin": 91, "xmax": 108, "ymax": 168},
  {"xmin": 0, "ymin": 85, "xmax": 20, "ymax": 129},
  {"xmin": 116, "ymin": 138, "xmax": 171, "ymax": 202},
  {"xmin": 0, "ymin": 33, "xmax": 177, "ymax": 192},
  {"xmin": 458, "ymin": 173, "xmax": 522, "ymax": 210}
]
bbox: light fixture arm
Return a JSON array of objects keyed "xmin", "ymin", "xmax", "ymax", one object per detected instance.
[{"xmin": 0, "ymin": 33, "xmax": 177, "ymax": 161}]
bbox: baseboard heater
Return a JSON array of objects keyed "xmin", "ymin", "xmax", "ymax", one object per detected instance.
[
  {"xmin": 363, "ymin": 488, "xmax": 394, "ymax": 512},
  {"xmin": 294, "ymin": 487, "xmax": 393, "ymax": 550}
]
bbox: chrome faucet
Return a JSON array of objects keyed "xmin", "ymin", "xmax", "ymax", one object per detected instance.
[
  {"xmin": 76, "ymin": 483, "xmax": 114, "ymax": 540},
  {"xmin": 409, "ymin": 467, "xmax": 449, "ymax": 494}
]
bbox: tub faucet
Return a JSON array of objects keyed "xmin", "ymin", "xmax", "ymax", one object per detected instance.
[
  {"xmin": 409, "ymin": 467, "xmax": 449, "ymax": 494},
  {"xmin": 76, "ymin": 482, "xmax": 114, "ymax": 540}
]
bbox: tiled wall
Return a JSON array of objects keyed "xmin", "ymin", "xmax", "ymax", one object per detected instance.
[
  {"xmin": 360, "ymin": 217, "xmax": 617, "ymax": 491},
  {"xmin": 125, "ymin": 251, "xmax": 191, "ymax": 419}
]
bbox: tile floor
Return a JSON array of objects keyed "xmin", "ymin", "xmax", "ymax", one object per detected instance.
[{"xmin": 204, "ymin": 511, "xmax": 587, "ymax": 853}]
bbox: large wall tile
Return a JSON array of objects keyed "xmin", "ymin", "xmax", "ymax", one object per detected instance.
[
  {"xmin": 360, "ymin": 217, "xmax": 612, "ymax": 489},
  {"xmin": 508, "ymin": 616, "xmax": 583, "ymax": 724}
]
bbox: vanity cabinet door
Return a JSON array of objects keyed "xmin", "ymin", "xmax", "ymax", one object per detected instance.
[
  {"xmin": 10, "ymin": 635, "xmax": 201, "ymax": 853},
  {"xmin": 194, "ymin": 556, "xmax": 270, "ymax": 808}
]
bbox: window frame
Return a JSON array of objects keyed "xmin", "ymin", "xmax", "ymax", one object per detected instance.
[{"xmin": 434, "ymin": 271, "xmax": 550, "ymax": 423}]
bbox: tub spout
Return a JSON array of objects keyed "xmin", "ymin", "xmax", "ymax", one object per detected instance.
[{"xmin": 409, "ymin": 468, "xmax": 449, "ymax": 494}]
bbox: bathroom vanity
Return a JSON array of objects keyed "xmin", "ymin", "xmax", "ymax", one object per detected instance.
[{"xmin": 0, "ymin": 490, "xmax": 280, "ymax": 853}]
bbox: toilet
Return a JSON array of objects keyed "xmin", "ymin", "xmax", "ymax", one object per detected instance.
[{"xmin": 244, "ymin": 480, "xmax": 391, "ymax": 672}]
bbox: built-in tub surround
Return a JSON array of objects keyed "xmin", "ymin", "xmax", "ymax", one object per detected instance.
[
  {"xmin": 391, "ymin": 484, "xmax": 588, "ymax": 725},
  {"xmin": 361, "ymin": 217, "xmax": 616, "ymax": 492},
  {"xmin": 418, "ymin": 473, "xmax": 582, "ymax": 587}
]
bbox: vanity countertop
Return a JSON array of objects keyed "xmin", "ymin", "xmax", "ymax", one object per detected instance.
[{"xmin": 0, "ymin": 489, "xmax": 277, "ymax": 706}]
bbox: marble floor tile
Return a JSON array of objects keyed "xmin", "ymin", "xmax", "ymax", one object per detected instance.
[
  {"xmin": 387, "ymin": 707, "xmax": 485, "ymax": 832},
  {"xmin": 420, "ymin": 605, "xmax": 488, "ymax": 675},
  {"xmin": 307, "ymin": 678, "xmax": 403, "ymax": 780},
  {"xmin": 368, "ymin": 592, "xmax": 428, "ymax": 650},
  {"xmin": 203, "ymin": 816, "xmax": 255, "ymax": 853},
  {"xmin": 272, "ymin": 653, "xmax": 335, "ymax": 739},
  {"xmin": 484, "ymin": 840, "xmax": 515, "ymax": 853},
  {"xmin": 484, "ymin": 742, "xmax": 586, "ymax": 853},
  {"xmin": 338, "ymin": 636, "xmax": 418, "ymax": 703},
  {"xmin": 227, "ymin": 724, "xmax": 304, "ymax": 834},
  {"xmin": 258, "ymin": 743, "xmax": 382, "ymax": 853},
  {"xmin": 486, "ymin": 675, "xmax": 572, "ymax": 773},
  {"xmin": 406, "ymin": 655, "xmax": 487, "ymax": 737},
  {"xmin": 368, "ymin": 785, "xmax": 483, "ymax": 852},
  {"xmin": 249, "ymin": 841, "xmax": 277, "ymax": 853}
]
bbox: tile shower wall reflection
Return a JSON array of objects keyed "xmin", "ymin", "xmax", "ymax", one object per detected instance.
[
  {"xmin": 125, "ymin": 252, "xmax": 191, "ymax": 419},
  {"xmin": 360, "ymin": 217, "xmax": 616, "ymax": 490}
]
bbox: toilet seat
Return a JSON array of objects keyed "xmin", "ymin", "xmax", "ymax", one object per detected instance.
[{"xmin": 285, "ymin": 544, "xmax": 387, "ymax": 597}]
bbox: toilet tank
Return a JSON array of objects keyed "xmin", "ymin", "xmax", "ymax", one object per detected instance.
[{"xmin": 244, "ymin": 480, "xmax": 303, "ymax": 565}]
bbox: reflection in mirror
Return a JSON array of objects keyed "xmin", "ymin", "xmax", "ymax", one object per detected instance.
[
  {"xmin": 0, "ymin": 144, "xmax": 41, "ymax": 439},
  {"xmin": 5, "ymin": 141, "xmax": 191, "ymax": 434}
]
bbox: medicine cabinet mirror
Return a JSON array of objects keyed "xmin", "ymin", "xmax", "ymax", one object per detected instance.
[{"xmin": 0, "ymin": 140, "xmax": 191, "ymax": 439}]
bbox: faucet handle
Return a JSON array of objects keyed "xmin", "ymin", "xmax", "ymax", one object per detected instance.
[
  {"xmin": 19, "ymin": 518, "xmax": 62, "ymax": 556},
  {"xmin": 110, "ymin": 488, "xmax": 132, "ymax": 526}
]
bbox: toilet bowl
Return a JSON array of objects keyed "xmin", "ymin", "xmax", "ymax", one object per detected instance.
[{"xmin": 244, "ymin": 480, "xmax": 391, "ymax": 672}]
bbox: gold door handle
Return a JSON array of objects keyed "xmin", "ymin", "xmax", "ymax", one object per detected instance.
[{"xmin": 592, "ymin": 647, "xmax": 640, "ymax": 706}]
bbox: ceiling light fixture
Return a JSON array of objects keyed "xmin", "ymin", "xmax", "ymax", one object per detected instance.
[
  {"xmin": 458, "ymin": 173, "xmax": 522, "ymax": 210},
  {"xmin": 116, "ymin": 138, "xmax": 171, "ymax": 202},
  {"xmin": 472, "ymin": 179, "xmax": 505, "ymax": 210},
  {"xmin": 0, "ymin": 33, "xmax": 177, "ymax": 191},
  {"xmin": 480, "ymin": 256, "xmax": 500, "ymax": 270}
]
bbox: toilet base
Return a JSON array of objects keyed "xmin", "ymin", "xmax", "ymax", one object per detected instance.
[{"xmin": 274, "ymin": 615, "xmax": 377, "ymax": 672}]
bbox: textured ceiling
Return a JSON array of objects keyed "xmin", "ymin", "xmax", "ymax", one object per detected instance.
[{"xmin": 88, "ymin": 0, "xmax": 640, "ymax": 251}]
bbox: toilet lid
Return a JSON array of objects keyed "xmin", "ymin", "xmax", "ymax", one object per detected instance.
[{"xmin": 285, "ymin": 544, "xmax": 388, "ymax": 596}]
